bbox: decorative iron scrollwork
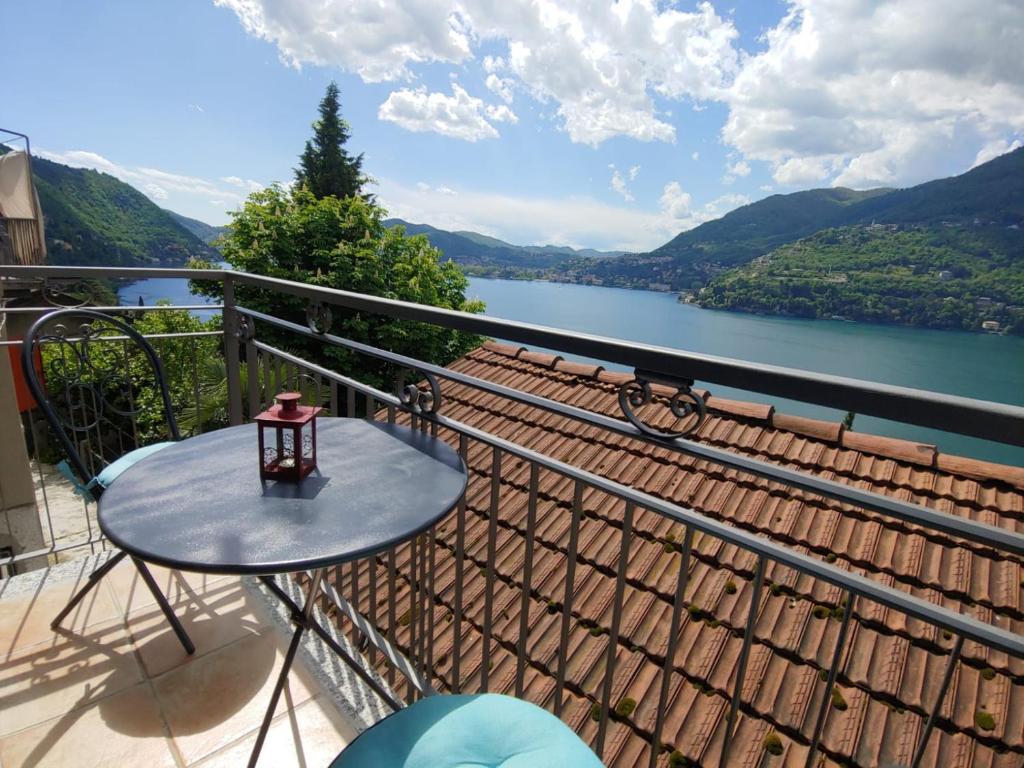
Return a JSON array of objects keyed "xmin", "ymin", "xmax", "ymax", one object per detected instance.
[
  {"xmin": 617, "ymin": 370, "xmax": 706, "ymax": 439},
  {"xmin": 398, "ymin": 370, "xmax": 442, "ymax": 416},
  {"xmin": 305, "ymin": 302, "xmax": 333, "ymax": 335},
  {"xmin": 40, "ymin": 278, "xmax": 92, "ymax": 308}
]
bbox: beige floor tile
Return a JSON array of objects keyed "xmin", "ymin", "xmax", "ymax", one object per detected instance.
[
  {"xmin": 0, "ymin": 682, "xmax": 178, "ymax": 768},
  {"xmin": 0, "ymin": 620, "xmax": 143, "ymax": 737},
  {"xmin": 127, "ymin": 579, "xmax": 270, "ymax": 678},
  {"xmin": 105, "ymin": 559, "xmax": 236, "ymax": 617},
  {"xmin": 0, "ymin": 565, "xmax": 121, "ymax": 660},
  {"xmin": 153, "ymin": 631, "xmax": 319, "ymax": 764},
  {"xmin": 193, "ymin": 695, "xmax": 357, "ymax": 768}
]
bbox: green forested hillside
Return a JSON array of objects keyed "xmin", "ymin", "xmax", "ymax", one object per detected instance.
[
  {"xmin": 32, "ymin": 157, "xmax": 217, "ymax": 266},
  {"xmin": 165, "ymin": 210, "xmax": 227, "ymax": 245},
  {"xmin": 384, "ymin": 218, "xmax": 622, "ymax": 277},
  {"xmin": 698, "ymin": 225, "xmax": 1024, "ymax": 333},
  {"xmin": 565, "ymin": 147, "xmax": 1024, "ymax": 292}
]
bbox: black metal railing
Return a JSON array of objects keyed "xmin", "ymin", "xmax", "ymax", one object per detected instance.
[{"xmin": 2, "ymin": 265, "xmax": 1022, "ymax": 768}]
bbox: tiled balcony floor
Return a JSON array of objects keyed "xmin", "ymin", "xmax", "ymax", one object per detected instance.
[{"xmin": 0, "ymin": 555, "xmax": 359, "ymax": 767}]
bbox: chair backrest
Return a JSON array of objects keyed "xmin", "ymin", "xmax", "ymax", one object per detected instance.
[{"xmin": 20, "ymin": 308, "xmax": 180, "ymax": 491}]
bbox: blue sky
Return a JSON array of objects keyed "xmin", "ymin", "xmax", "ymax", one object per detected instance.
[{"xmin": 4, "ymin": 0, "xmax": 1021, "ymax": 250}]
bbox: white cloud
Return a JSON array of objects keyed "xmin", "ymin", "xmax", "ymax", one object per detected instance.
[
  {"xmin": 628, "ymin": 165, "xmax": 640, "ymax": 181},
  {"xmin": 659, "ymin": 182, "xmax": 692, "ymax": 219},
  {"xmin": 485, "ymin": 103, "xmax": 518, "ymax": 123},
  {"xmin": 722, "ymin": 0, "xmax": 1024, "ymax": 188},
  {"xmin": 219, "ymin": 0, "xmax": 739, "ymax": 146},
  {"xmin": 609, "ymin": 166, "xmax": 634, "ymax": 202},
  {"xmin": 972, "ymin": 137, "xmax": 1022, "ymax": 168},
  {"xmin": 376, "ymin": 177, "xmax": 750, "ymax": 252},
  {"xmin": 485, "ymin": 73, "xmax": 515, "ymax": 104},
  {"xmin": 727, "ymin": 159, "xmax": 750, "ymax": 177},
  {"xmin": 378, "ymin": 85, "xmax": 511, "ymax": 141},
  {"xmin": 213, "ymin": 0, "xmax": 472, "ymax": 82},
  {"xmin": 188, "ymin": 103, "xmax": 205, "ymax": 113},
  {"xmin": 437, "ymin": 185, "xmax": 457, "ymax": 196},
  {"xmin": 691, "ymin": 151, "xmax": 700, "ymax": 161},
  {"xmin": 36, "ymin": 148, "xmax": 262, "ymax": 223}
]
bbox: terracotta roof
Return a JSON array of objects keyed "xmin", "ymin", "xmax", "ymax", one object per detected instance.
[{"xmin": 336, "ymin": 341, "xmax": 1024, "ymax": 767}]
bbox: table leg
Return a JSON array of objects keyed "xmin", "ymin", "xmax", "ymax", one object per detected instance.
[
  {"xmin": 247, "ymin": 568, "xmax": 325, "ymax": 768},
  {"xmin": 259, "ymin": 573, "xmax": 401, "ymax": 711}
]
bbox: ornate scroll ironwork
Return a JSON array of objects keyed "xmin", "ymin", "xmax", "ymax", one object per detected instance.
[
  {"xmin": 398, "ymin": 369, "xmax": 442, "ymax": 416},
  {"xmin": 617, "ymin": 370, "xmax": 706, "ymax": 439},
  {"xmin": 40, "ymin": 278, "xmax": 94, "ymax": 308},
  {"xmin": 305, "ymin": 302, "xmax": 333, "ymax": 335}
]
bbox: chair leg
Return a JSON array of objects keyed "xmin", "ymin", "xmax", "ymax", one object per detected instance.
[
  {"xmin": 131, "ymin": 557, "xmax": 196, "ymax": 655},
  {"xmin": 51, "ymin": 550, "xmax": 128, "ymax": 629}
]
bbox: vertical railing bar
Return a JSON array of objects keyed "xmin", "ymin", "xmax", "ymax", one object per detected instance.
[
  {"xmin": 245, "ymin": 339, "xmax": 259, "ymax": 420},
  {"xmin": 648, "ymin": 525, "xmax": 693, "ymax": 768},
  {"xmin": 408, "ymin": 532, "xmax": 419, "ymax": 703},
  {"xmin": 122, "ymin": 339, "xmax": 138, "ymax": 451},
  {"xmin": 417, "ymin": 532, "xmax": 428, "ymax": 686},
  {"xmin": 262, "ymin": 351, "xmax": 272, "ymax": 408},
  {"xmin": 350, "ymin": 558, "xmax": 360, "ymax": 656},
  {"xmin": 330, "ymin": 380, "xmax": 339, "ymax": 417},
  {"xmin": 426, "ymin": 525, "xmax": 436, "ymax": 688},
  {"xmin": 451, "ymin": 433, "xmax": 468, "ymax": 694},
  {"xmin": 910, "ymin": 634, "xmax": 964, "ymax": 768},
  {"xmin": 368, "ymin": 555, "xmax": 378, "ymax": 666},
  {"xmin": 346, "ymin": 385, "xmax": 356, "ymax": 419},
  {"xmin": 805, "ymin": 593, "xmax": 856, "ymax": 768},
  {"xmin": 364, "ymin": 391, "xmax": 374, "ymax": 421},
  {"xmin": 222, "ymin": 275, "xmax": 243, "ymax": 425},
  {"xmin": 515, "ymin": 462, "xmax": 541, "ymax": 698},
  {"xmin": 481, "ymin": 446, "xmax": 502, "ymax": 691},
  {"xmin": 597, "ymin": 501, "xmax": 635, "ymax": 758},
  {"xmin": 387, "ymin": 547, "xmax": 398, "ymax": 689},
  {"xmin": 192, "ymin": 338, "xmax": 203, "ymax": 434},
  {"xmin": 387, "ymin": 403, "xmax": 396, "ymax": 423},
  {"xmin": 26, "ymin": 409, "xmax": 58, "ymax": 549},
  {"xmin": 721, "ymin": 554, "xmax": 766, "ymax": 767},
  {"xmin": 554, "ymin": 480, "xmax": 584, "ymax": 716}
]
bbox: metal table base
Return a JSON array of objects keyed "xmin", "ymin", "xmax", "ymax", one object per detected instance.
[{"xmin": 247, "ymin": 569, "xmax": 400, "ymax": 768}]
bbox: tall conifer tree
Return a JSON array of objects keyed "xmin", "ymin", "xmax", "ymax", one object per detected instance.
[{"xmin": 295, "ymin": 82, "xmax": 364, "ymax": 199}]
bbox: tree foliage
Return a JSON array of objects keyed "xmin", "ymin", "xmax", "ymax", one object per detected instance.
[
  {"xmin": 295, "ymin": 82, "xmax": 365, "ymax": 200},
  {"xmin": 191, "ymin": 185, "xmax": 484, "ymax": 391},
  {"xmin": 698, "ymin": 225, "xmax": 1024, "ymax": 333}
]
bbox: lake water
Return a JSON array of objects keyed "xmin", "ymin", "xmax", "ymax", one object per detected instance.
[{"xmin": 118, "ymin": 275, "xmax": 1024, "ymax": 466}]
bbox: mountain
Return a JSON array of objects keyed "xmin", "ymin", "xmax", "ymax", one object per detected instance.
[
  {"xmin": 31, "ymin": 156, "xmax": 217, "ymax": 267},
  {"xmin": 575, "ymin": 147, "xmax": 1024, "ymax": 291},
  {"xmin": 165, "ymin": 210, "xmax": 227, "ymax": 245},
  {"xmin": 699, "ymin": 224, "xmax": 1024, "ymax": 333},
  {"xmin": 384, "ymin": 218, "xmax": 623, "ymax": 277}
]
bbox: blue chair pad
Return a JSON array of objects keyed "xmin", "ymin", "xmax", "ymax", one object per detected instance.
[
  {"xmin": 330, "ymin": 694, "xmax": 603, "ymax": 768},
  {"xmin": 95, "ymin": 442, "xmax": 175, "ymax": 489}
]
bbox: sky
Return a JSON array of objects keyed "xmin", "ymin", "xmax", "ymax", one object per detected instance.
[{"xmin": 3, "ymin": 0, "xmax": 1022, "ymax": 252}]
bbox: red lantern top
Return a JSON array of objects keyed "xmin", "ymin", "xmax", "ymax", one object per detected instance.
[{"xmin": 255, "ymin": 392, "xmax": 322, "ymax": 425}]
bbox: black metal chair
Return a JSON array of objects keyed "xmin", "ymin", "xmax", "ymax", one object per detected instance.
[{"xmin": 21, "ymin": 308, "xmax": 194, "ymax": 653}]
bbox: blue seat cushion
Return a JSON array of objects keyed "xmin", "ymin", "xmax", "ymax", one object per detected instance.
[
  {"xmin": 94, "ymin": 442, "xmax": 175, "ymax": 489},
  {"xmin": 330, "ymin": 693, "xmax": 603, "ymax": 768}
]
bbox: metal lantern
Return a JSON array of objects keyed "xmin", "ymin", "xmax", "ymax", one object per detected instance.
[{"xmin": 255, "ymin": 392, "xmax": 322, "ymax": 482}]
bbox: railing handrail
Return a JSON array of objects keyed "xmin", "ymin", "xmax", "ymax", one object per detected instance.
[
  {"xmin": 256, "ymin": 339, "xmax": 1024, "ymax": 660},
  {"xmin": 3, "ymin": 264, "xmax": 1021, "ymax": 446},
  {"xmin": 239, "ymin": 305, "xmax": 1024, "ymax": 557}
]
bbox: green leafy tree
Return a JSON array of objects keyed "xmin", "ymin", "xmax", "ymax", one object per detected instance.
[
  {"xmin": 295, "ymin": 82, "xmax": 365, "ymax": 199},
  {"xmin": 39, "ymin": 307, "xmax": 225, "ymax": 460},
  {"xmin": 191, "ymin": 185, "xmax": 484, "ymax": 393}
]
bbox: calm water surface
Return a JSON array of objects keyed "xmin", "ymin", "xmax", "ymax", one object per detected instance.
[{"xmin": 119, "ymin": 275, "xmax": 1024, "ymax": 465}]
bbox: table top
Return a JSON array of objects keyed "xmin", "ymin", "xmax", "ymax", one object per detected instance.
[{"xmin": 99, "ymin": 419, "xmax": 467, "ymax": 575}]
